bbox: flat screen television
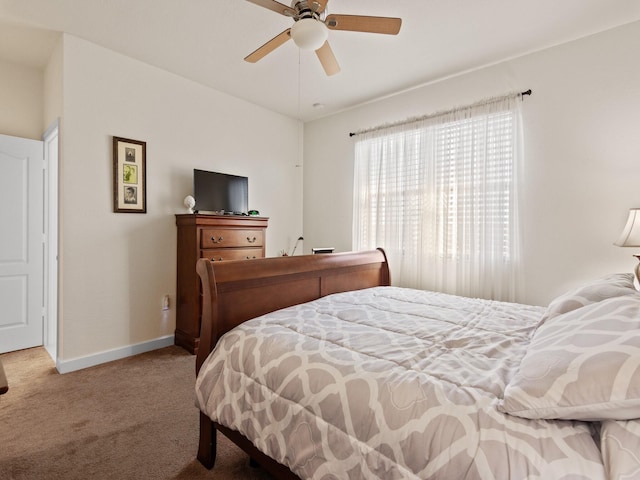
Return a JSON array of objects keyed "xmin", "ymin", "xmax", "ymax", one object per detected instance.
[{"xmin": 193, "ymin": 169, "xmax": 248, "ymax": 215}]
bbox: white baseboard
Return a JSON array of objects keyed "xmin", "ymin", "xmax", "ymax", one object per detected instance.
[{"xmin": 55, "ymin": 335, "xmax": 175, "ymax": 374}]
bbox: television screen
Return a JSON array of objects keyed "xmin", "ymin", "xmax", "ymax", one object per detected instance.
[{"xmin": 193, "ymin": 169, "xmax": 248, "ymax": 215}]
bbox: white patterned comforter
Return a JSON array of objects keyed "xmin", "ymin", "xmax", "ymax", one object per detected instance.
[{"xmin": 195, "ymin": 286, "xmax": 607, "ymax": 479}]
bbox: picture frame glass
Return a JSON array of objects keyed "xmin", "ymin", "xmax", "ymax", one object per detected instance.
[{"xmin": 113, "ymin": 137, "xmax": 146, "ymax": 213}]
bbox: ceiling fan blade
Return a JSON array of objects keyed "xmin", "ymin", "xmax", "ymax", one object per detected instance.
[
  {"xmin": 244, "ymin": 29, "xmax": 291, "ymax": 63},
  {"xmin": 246, "ymin": 0, "xmax": 296, "ymax": 17},
  {"xmin": 310, "ymin": 0, "xmax": 328, "ymax": 13},
  {"xmin": 316, "ymin": 41, "xmax": 340, "ymax": 76},
  {"xmin": 325, "ymin": 14, "xmax": 402, "ymax": 35}
]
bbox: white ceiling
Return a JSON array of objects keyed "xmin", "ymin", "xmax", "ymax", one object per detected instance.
[{"xmin": 1, "ymin": 0, "xmax": 640, "ymax": 122}]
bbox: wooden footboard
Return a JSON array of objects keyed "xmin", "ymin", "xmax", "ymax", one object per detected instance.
[{"xmin": 194, "ymin": 248, "xmax": 390, "ymax": 473}]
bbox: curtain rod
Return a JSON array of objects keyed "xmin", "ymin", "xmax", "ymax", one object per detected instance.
[{"xmin": 349, "ymin": 89, "xmax": 532, "ymax": 138}]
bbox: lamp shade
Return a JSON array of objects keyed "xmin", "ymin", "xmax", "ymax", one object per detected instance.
[
  {"xmin": 290, "ymin": 18, "xmax": 328, "ymax": 50},
  {"xmin": 615, "ymin": 208, "xmax": 640, "ymax": 246}
]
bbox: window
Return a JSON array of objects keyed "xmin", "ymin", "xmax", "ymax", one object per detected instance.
[{"xmin": 353, "ymin": 95, "xmax": 523, "ymax": 301}]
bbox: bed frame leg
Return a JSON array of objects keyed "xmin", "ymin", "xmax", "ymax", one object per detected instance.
[{"xmin": 197, "ymin": 412, "xmax": 217, "ymax": 469}]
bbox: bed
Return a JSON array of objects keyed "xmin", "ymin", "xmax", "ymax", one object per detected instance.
[{"xmin": 194, "ymin": 249, "xmax": 640, "ymax": 479}]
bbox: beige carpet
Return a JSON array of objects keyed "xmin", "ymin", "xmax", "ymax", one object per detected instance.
[{"xmin": 0, "ymin": 346, "xmax": 274, "ymax": 480}]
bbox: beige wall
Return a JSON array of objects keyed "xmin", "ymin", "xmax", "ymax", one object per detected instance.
[
  {"xmin": 43, "ymin": 36, "xmax": 63, "ymax": 132},
  {"xmin": 303, "ymin": 21, "xmax": 640, "ymax": 306},
  {"xmin": 55, "ymin": 34, "xmax": 303, "ymax": 363},
  {"xmin": 0, "ymin": 33, "xmax": 302, "ymax": 367},
  {"xmin": 0, "ymin": 58, "xmax": 43, "ymax": 140}
]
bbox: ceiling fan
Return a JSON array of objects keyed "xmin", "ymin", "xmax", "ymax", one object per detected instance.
[{"xmin": 244, "ymin": 0, "xmax": 402, "ymax": 76}]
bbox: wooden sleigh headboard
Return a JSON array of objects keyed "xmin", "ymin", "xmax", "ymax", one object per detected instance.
[{"xmin": 195, "ymin": 248, "xmax": 390, "ymax": 374}]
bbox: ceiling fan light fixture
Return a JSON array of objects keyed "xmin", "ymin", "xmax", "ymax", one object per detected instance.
[{"xmin": 290, "ymin": 18, "xmax": 328, "ymax": 50}]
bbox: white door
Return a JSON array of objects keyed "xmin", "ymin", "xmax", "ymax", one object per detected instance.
[{"xmin": 0, "ymin": 134, "xmax": 44, "ymax": 353}]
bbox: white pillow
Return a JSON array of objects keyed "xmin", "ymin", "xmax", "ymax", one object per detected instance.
[
  {"xmin": 541, "ymin": 273, "xmax": 637, "ymax": 323},
  {"xmin": 500, "ymin": 294, "xmax": 640, "ymax": 421}
]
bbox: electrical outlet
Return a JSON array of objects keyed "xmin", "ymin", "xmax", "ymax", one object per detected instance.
[{"xmin": 162, "ymin": 294, "xmax": 170, "ymax": 311}]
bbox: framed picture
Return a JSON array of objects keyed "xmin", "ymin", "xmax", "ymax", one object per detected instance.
[{"xmin": 113, "ymin": 136, "xmax": 146, "ymax": 213}]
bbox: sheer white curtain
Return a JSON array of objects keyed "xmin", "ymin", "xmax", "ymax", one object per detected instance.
[{"xmin": 353, "ymin": 94, "xmax": 524, "ymax": 302}]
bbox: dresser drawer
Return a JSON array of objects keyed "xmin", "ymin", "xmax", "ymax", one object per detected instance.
[
  {"xmin": 201, "ymin": 229, "xmax": 264, "ymax": 248},
  {"xmin": 200, "ymin": 248, "xmax": 263, "ymax": 262}
]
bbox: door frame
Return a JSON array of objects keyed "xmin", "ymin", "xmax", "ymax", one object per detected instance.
[{"xmin": 43, "ymin": 119, "xmax": 59, "ymax": 363}]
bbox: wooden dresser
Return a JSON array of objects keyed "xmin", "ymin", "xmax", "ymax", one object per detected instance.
[{"xmin": 175, "ymin": 214, "xmax": 269, "ymax": 353}]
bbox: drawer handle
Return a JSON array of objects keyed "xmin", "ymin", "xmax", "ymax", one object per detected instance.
[
  {"xmin": 211, "ymin": 257, "xmax": 223, "ymax": 262},
  {"xmin": 246, "ymin": 256, "xmax": 256, "ymax": 259},
  {"xmin": 247, "ymin": 236, "xmax": 257, "ymax": 243},
  {"xmin": 211, "ymin": 236, "xmax": 223, "ymax": 244}
]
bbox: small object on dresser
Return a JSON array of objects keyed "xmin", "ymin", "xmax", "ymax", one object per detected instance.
[
  {"xmin": 290, "ymin": 236, "xmax": 304, "ymax": 256},
  {"xmin": 184, "ymin": 195, "xmax": 196, "ymax": 214},
  {"xmin": 312, "ymin": 247, "xmax": 335, "ymax": 254}
]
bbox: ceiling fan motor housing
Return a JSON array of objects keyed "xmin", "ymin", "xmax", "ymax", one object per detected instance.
[{"xmin": 290, "ymin": 1, "xmax": 326, "ymax": 20}]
